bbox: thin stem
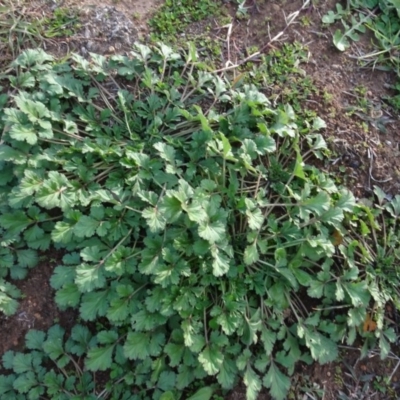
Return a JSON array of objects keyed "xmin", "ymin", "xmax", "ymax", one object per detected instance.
[
  {"xmin": 180, "ymin": 63, "xmax": 195, "ymax": 101},
  {"xmin": 99, "ymin": 228, "xmax": 133, "ymax": 267},
  {"xmin": 39, "ymin": 138, "xmax": 71, "ymax": 145},
  {"xmin": 204, "ymin": 308, "xmax": 208, "ymax": 345},
  {"xmin": 128, "ymin": 283, "xmax": 148, "ymax": 300},
  {"xmin": 93, "ymin": 166, "xmax": 116, "ymax": 184},
  {"xmin": 52, "ymin": 128, "xmax": 83, "ymax": 141}
]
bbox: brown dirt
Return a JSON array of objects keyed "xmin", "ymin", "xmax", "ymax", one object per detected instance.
[
  {"xmin": 2, "ymin": 0, "xmax": 400, "ymax": 399},
  {"xmin": 0, "ymin": 250, "xmax": 77, "ymax": 355},
  {"xmin": 225, "ymin": 0, "xmax": 400, "ymax": 198}
]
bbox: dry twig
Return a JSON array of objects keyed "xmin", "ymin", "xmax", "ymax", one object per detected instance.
[{"xmin": 213, "ymin": 0, "xmax": 311, "ymax": 73}]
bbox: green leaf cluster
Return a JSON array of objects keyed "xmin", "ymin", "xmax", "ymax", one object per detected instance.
[
  {"xmin": 323, "ymin": 0, "xmax": 400, "ymax": 82},
  {"xmin": 0, "ymin": 43, "xmax": 398, "ymax": 400},
  {"xmin": 149, "ymin": 0, "xmax": 219, "ymax": 38}
]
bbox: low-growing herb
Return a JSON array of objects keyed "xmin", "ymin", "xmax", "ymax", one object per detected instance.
[{"xmin": 0, "ymin": 43, "xmax": 399, "ymax": 400}]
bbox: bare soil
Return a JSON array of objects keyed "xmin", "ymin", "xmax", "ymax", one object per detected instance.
[
  {"xmin": 1, "ymin": 0, "xmax": 400, "ymax": 398},
  {"xmin": 0, "ymin": 250, "xmax": 77, "ymax": 355}
]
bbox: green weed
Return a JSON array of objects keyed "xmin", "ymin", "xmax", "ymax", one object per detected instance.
[
  {"xmin": 1, "ymin": 20, "xmax": 400, "ymax": 400},
  {"xmin": 323, "ymin": 0, "xmax": 400, "ymax": 100},
  {"xmin": 41, "ymin": 7, "xmax": 80, "ymax": 38},
  {"xmin": 0, "ymin": 2, "xmax": 44, "ymax": 62},
  {"xmin": 322, "ymin": 90, "xmax": 334, "ymax": 104},
  {"xmin": 300, "ymin": 15, "xmax": 312, "ymax": 27},
  {"xmin": 0, "ymin": 42, "xmax": 377, "ymax": 400},
  {"xmin": 149, "ymin": 0, "xmax": 220, "ymax": 39},
  {"xmin": 0, "ymin": 1, "xmax": 79, "ymax": 72},
  {"xmin": 244, "ymin": 42, "xmax": 319, "ymax": 130}
]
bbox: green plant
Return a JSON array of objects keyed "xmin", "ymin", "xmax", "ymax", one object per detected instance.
[
  {"xmin": 322, "ymin": 2, "xmax": 351, "ymax": 25},
  {"xmin": 323, "ymin": 0, "xmax": 400, "ymax": 74},
  {"xmin": 383, "ymin": 79, "xmax": 400, "ymax": 110},
  {"xmin": 235, "ymin": 0, "xmax": 249, "ymax": 19},
  {"xmin": 322, "ymin": 2, "xmax": 371, "ymax": 51},
  {"xmin": 195, "ymin": 36, "xmax": 222, "ymax": 60},
  {"xmin": 322, "ymin": 90, "xmax": 334, "ymax": 104},
  {"xmin": 245, "ymin": 43, "xmax": 318, "ymax": 122},
  {"xmin": 288, "ymin": 373, "xmax": 324, "ymax": 399},
  {"xmin": 0, "ymin": 2, "xmax": 44, "ymax": 63},
  {"xmin": 358, "ymin": 1, "xmax": 400, "ymax": 76},
  {"xmin": 358, "ymin": 187, "xmax": 400, "ymax": 314},
  {"xmin": 338, "ymin": 357, "xmax": 398, "ymax": 399},
  {"xmin": 372, "ymin": 374, "xmax": 390, "ymax": 393},
  {"xmin": 0, "ymin": 279, "xmax": 21, "ymax": 316},
  {"xmin": 132, "ymin": 12, "xmax": 141, "ymax": 20},
  {"xmin": 0, "ymin": 43, "xmax": 400, "ymax": 400},
  {"xmin": 0, "ymin": 1, "xmax": 80, "ymax": 73},
  {"xmin": 41, "ymin": 7, "xmax": 80, "ymax": 38},
  {"xmin": 337, "ymin": 360, "xmax": 374, "ymax": 399},
  {"xmin": 149, "ymin": 0, "xmax": 219, "ymax": 38},
  {"xmin": 300, "ymin": 15, "xmax": 312, "ymax": 27}
]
